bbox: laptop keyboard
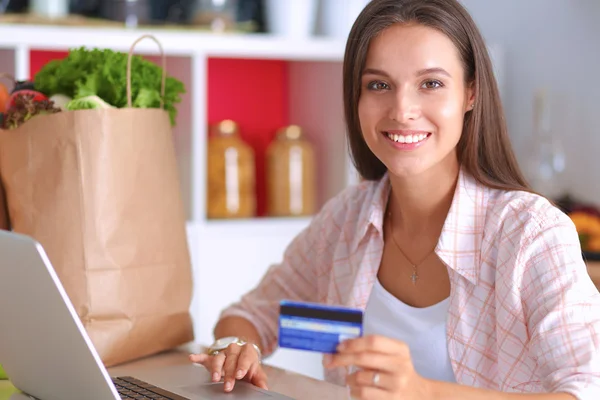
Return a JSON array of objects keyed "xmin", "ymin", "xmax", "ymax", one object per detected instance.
[{"xmin": 112, "ymin": 376, "xmax": 190, "ymax": 400}]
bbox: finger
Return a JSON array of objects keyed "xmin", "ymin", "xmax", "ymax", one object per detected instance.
[
  {"xmin": 249, "ymin": 365, "xmax": 269, "ymax": 390},
  {"xmin": 235, "ymin": 345, "xmax": 259, "ymax": 379},
  {"xmin": 210, "ymin": 353, "xmax": 227, "ymax": 382},
  {"xmin": 327, "ymin": 352, "xmax": 399, "ymax": 373},
  {"xmin": 348, "ymin": 384, "xmax": 387, "ymax": 400},
  {"xmin": 223, "ymin": 346, "xmax": 242, "ymax": 392},
  {"xmin": 189, "ymin": 353, "xmax": 208, "ymax": 364},
  {"xmin": 189, "ymin": 353, "xmax": 213, "ymax": 372},
  {"xmin": 338, "ymin": 335, "xmax": 409, "ymax": 356},
  {"xmin": 347, "ymin": 369, "xmax": 394, "ymax": 391}
]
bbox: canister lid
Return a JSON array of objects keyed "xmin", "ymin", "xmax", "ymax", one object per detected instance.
[
  {"xmin": 278, "ymin": 125, "xmax": 302, "ymax": 140},
  {"xmin": 214, "ymin": 119, "xmax": 239, "ymax": 136}
]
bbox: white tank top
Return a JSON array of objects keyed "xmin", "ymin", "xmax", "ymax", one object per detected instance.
[{"xmin": 363, "ymin": 278, "xmax": 456, "ymax": 383}]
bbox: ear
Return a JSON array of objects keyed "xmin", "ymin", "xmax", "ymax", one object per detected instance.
[{"xmin": 465, "ymin": 81, "xmax": 476, "ymax": 113}]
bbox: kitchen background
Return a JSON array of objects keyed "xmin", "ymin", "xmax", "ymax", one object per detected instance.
[{"xmin": 0, "ymin": 0, "xmax": 599, "ymax": 381}]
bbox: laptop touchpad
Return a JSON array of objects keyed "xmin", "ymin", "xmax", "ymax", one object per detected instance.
[{"xmin": 179, "ymin": 382, "xmax": 276, "ymax": 399}]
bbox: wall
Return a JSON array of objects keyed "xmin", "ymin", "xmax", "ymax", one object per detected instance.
[{"xmin": 460, "ymin": 0, "xmax": 600, "ymax": 203}]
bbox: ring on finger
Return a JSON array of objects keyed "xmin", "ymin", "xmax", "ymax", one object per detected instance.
[{"xmin": 372, "ymin": 372, "xmax": 380, "ymax": 387}]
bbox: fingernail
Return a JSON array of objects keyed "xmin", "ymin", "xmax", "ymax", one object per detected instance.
[
  {"xmin": 224, "ymin": 381, "xmax": 232, "ymax": 391},
  {"xmin": 337, "ymin": 342, "xmax": 345, "ymax": 351},
  {"xmin": 236, "ymin": 369, "xmax": 245, "ymax": 379},
  {"xmin": 212, "ymin": 372, "xmax": 220, "ymax": 381}
]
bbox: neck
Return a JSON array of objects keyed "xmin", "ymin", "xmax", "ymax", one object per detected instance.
[{"xmin": 387, "ymin": 157, "xmax": 460, "ymax": 236}]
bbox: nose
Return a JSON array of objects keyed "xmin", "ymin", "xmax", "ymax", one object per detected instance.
[{"xmin": 389, "ymin": 89, "xmax": 421, "ymax": 123}]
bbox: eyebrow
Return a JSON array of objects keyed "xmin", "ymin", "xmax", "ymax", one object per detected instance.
[{"xmin": 362, "ymin": 67, "xmax": 452, "ymax": 78}]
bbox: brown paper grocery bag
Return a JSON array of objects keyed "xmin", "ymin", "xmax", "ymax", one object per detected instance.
[
  {"xmin": 0, "ymin": 176, "xmax": 9, "ymax": 231},
  {"xmin": 0, "ymin": 73, "xmax": 12, "ymax": 231},
  {"xmin": 0, "ymin": 36, "xmax": 194, "ymax": 366}
]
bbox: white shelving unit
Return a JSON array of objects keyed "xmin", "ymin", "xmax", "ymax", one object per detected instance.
[
  {"xmin": 0, "ymin": 23, "xmax": 504, "ymax": 380},
  {"xmin": 0, "ymin": 22, "xmax": 354, "ymax": 380}
]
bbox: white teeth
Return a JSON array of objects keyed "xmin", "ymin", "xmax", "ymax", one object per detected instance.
[{"xmin": 385, "ymin": 132, "xmax": 428, "ymax": 144}]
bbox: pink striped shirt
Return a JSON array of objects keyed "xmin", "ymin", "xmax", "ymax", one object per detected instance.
[{"xmin": 221, "ymin": 168, "xmax": 600, "ymax": 398}]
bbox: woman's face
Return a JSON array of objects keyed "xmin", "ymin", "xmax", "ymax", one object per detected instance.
[{"xmin": 358, "ymin": 23, "xmax": 474, "ymax": 178}]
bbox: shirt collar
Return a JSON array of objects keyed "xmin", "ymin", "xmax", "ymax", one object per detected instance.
[
  {"xmin": 350, "ymin": 167, "xmax": 487, "ymax": 285},
  {"xmin": 350, "ymin": 174, "xmax": 390, "ymax": 251},
  {"xmin": 435, "ymin": 168, "xmax": 487, "ymax": 285}
]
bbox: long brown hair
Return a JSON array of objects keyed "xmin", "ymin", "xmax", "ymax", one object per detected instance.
[{"xmin": 343, "ymin": 0, "xmax": 531, "ymax": 192}]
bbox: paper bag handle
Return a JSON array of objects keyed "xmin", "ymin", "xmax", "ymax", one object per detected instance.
[{"xmin": 126, "ymin": 34, "xmax": 166, "ymax": 109}]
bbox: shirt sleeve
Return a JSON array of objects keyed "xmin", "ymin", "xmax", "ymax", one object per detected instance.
[
  {"xmin": 217, "ymin": 200, "xmax": 335, "ymax": 358},
  {"xmin": 519, "ymin": 205, "xmax": 600, "ymax": 399}
]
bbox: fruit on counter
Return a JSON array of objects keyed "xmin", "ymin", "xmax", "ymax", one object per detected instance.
[
  {"xmin": 555, "ymin": 194, "xmax": 600, "ymax": 253},
  {"xmin": 0, "ymin": 381, "xmax": 18, "ymax": 399},
  {"xmin": 0, "ymin": 82, "xmax": 9, "ymax": 113},
  {"xmin": 2, "ymin": 93, "xmax": 61, "ymax": 130},
  {"xmin": 65, "ymin": 95, "xmax": 114, "ymax": 111},
  {"xmin": 569, "ymin": 210, "xmax": 600, "ymax": 252}
]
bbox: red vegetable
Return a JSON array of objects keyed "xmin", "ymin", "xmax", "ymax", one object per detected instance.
[
  {"xmin": 7, "ymin": 89, "xmax": 48, "ymax": 110},
  {"xmin": 3, "ymin": 93, "xmax": 60, "ymax": 130}
]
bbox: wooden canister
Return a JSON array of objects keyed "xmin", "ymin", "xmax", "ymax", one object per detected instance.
[
  {"xmin": 206, "ymin": 120, "xmax": 256, "ymax": 219},
  {"xmin": 266, "ymin": 125, "xmax": 316, "ymax": 217}
]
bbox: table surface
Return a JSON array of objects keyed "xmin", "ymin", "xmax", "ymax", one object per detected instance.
[
  {"xmin": 2, "ymin": 263, "xmax": 598, "ymax": 399},
  {"xmin": 108, "ymin": 345, "xmax": 348, "ymax": 400}
]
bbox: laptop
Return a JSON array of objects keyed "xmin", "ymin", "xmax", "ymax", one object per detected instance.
[{"xmin": 0, "ymin": 230, "xmax": 294, "ymax": 400}]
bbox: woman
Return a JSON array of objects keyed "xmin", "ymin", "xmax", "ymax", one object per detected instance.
[{"xmin": 190, "ymin": 0, "xmax": 600, "ymax": 398}]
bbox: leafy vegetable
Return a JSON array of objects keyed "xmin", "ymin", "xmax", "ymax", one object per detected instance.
[
  {"xmin": 34, "ymin": 47, "xmax": 185, "ymax": 126},
  {"xmin": 3, "ymin": 94, "xmax": 61, "ymax": 130},
  {"xmin": 65, "ymin": 95, "xmax": 114, "ymax": 111}
]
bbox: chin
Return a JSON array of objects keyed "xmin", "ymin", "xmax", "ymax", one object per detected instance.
[{"xmin": 385, "ymin": 161, "xmax": 431, "ymax": 179}]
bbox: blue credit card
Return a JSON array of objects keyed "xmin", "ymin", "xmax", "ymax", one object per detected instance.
[{"xmin": 278, "ymin": 300, "xmax": 363, "ymax": 354}]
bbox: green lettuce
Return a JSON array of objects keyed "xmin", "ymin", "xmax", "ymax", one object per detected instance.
[
  {"xmin": 65, "ymin": 95, "xmax": 114, "ymax": 110},
  {"xmin": 34, "ymin": 47, "xmax": 185, "ymax": 126}
]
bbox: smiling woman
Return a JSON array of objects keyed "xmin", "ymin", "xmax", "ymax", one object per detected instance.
[
  {"xmin": 192, "ymin": 0, "xmax": 600, "ymax": 399},
  {"xmin": 358, "ymin": 23, "xmax": 472, "ymax": 179}
]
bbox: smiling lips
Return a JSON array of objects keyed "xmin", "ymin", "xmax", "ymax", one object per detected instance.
[{"xmin": 383, "ymin": 130, "xmax": 431, "ymax": 150}]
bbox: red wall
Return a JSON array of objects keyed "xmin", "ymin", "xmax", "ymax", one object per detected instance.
[{"xmin": 29, "ymin": 51, "xmax": 289, "ymax": 217}]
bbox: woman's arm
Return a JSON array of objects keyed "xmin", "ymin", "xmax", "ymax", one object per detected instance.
[
  {"xmin": 191, "ymin": 194, "xmax": 344, "ymax": 392},
  {"xmin": 213, "ymin": 316, "xmax": 263, "ymax": 352},
  {"xmin": 429, "ymin": 381, "xmax": 575, "ymax": 400},
  {"xmin": 213, "ymin": 191, "xmax": 344, "ymax": 357},
  {"xmin": 430, "ymin": 204, "xmax": 600, "ymax": 399},
  {"xmin": 517, "ymin": 206, "xmax": 600, "ymax": 399},
  {"xmin": 328, "ymin": 335, "xmax": 581, "ymax": 400}
]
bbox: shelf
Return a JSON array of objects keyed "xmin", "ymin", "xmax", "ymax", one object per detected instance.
[
  {"xmin": 189, "ymin": 216, "xmax": 312, "ymax": 238},
  {"xmin": 0, "ymin": 23, "xmax": 346, "ymax": 61},
  {"xmin": 0, "ymin": 23, "xmax": 353, "ymax": 223}
]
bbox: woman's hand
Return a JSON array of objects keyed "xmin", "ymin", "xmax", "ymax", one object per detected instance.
[
  {"xmin": 189, "ymin": 343, "xmax": 268, "ymax": 393},
  {"xmin": 324, "ymin": 335, "xmax": 432, "ymax": 400}
]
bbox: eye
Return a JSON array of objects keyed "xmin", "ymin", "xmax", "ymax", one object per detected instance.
[
  {"xmin": 366, "ymin": 80, "xmax": 390, "ymax": 91},
  {"xmin": 421, "ymin": 80, "xmax": 444, "ymax": 90}
]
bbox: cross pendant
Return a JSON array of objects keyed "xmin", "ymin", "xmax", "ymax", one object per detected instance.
[{"xmin": 410, "ymin": 269, "xmax": 418, "ymax": 285}]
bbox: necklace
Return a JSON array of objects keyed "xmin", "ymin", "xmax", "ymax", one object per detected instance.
[{"xmin": 386, "ymin": 210, "xmax": 437, "ymax": 285}]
